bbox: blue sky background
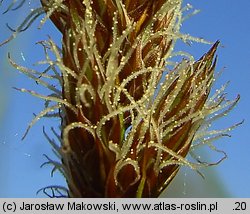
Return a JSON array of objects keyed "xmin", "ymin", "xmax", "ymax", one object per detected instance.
[{"xmin": 0, "ymin": 0, "xmax": 249, "ymax": 197}]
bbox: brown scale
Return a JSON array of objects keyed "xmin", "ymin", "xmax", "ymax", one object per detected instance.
[{"xmin": 41, "ymin": 0, "xmax": 219, "ymax": 197}]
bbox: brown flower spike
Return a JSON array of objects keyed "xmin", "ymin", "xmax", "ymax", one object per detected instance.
[{"xmin": 1, "ymin": 0, "xmax": 240, "ymax": 197}]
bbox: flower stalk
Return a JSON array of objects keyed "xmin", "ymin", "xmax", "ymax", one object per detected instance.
[{"xmin": 1, "ymin": 0, "xmax": 240, "ymax": 197}]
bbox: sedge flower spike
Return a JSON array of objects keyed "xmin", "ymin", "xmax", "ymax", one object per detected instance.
[{"xmin": 1, "ymin": 0, "xmax": 240, "ymax": 197}]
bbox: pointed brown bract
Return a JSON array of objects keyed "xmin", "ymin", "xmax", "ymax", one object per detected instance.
[
  {"xmin": 38, "ymin": 0, "xmax": 239, "ymax": 197},
  {"xmin": 0, "ymin": 0, "xmax": 240, "ymax": 198}
]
